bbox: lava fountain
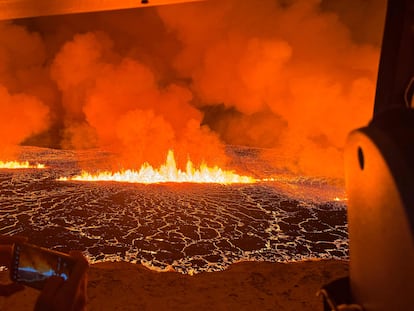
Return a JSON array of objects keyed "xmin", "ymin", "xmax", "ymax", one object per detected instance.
[{"xmin": 59, "ymin": 150, "xmax": 255, "ymax": 184}]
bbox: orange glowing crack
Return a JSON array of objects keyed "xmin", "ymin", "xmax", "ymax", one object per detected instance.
[
  {"xmin": 0, "ymin": 161, "xmax": 45, "ymax": 169},
  {"xmin": 333, "ymin": 197, "xmax": 348, "ymax": 202},
  {"xmin": 58, "ymin": 150, "xmax": 256, "ymax": 184}
]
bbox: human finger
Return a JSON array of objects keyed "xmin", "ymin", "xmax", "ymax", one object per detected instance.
[
  {"xmin": 41, "ymin": 276, "xmax": 65, "ymax": 297},
  {"xmin": 66, "ymin": 251, "xmax": 89, "ymax": 289},
  {"xmin": 0, "ymin": 283, "xmax": 25, "ymax": 297},
  {"xmin": 35, "ymin": 276, "xmax": 65, "ymax": 310},
  {"xmin": 0, "ymin": 245, "xmax": 13, "ymax": 267},
  {"xmin": 73, "ymin": 277, "xmax": 88, "ymax": 311},
  {"xmin": 0, "ymin": 236, "xmax": 28, "ymax": 267}
]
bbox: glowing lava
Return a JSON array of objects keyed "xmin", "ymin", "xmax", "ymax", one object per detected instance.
[
  {"xmin": 59, "ymin": 150, "xmax": 256, "ymax": 184},
  {"xmin": 0, "ymin": 161, "xmax": 45, "ymax": 169}
]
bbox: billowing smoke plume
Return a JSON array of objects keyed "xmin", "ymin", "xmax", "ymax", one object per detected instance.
[
  {"xmin": 157, "ymin": 0, "xmax": 384, "ymax": 177},
  {"xmin": 0, "ymin": 0, "xmax": 386, "ymax": 177},
  {"xmin": 49, "ymin": 30, "xmax": 225, "ymax": 168},
  {"xmin": 0, "ymin": 22, "xmax": 50, "ymax": 159}
]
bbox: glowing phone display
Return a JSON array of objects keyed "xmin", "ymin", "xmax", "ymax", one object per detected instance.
[{"xmin": 11, "ymin": 242, "xmax": 75, "ymax": 290}]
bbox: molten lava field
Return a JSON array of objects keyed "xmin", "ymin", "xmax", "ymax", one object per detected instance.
[{"xmin": 0, "ymin": 146, "xmax": 348, "ymax": 274}]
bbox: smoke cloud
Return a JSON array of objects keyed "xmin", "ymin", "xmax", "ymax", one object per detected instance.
[
  {"xmin": 0, "ymin": 0, "xmax": 386, "ymax": 177},
  {"xmin": 158, "ymin": 0, "xmax": 384, "ymax": 177},
  {"xmin": 0, "ymin": 21, "xmax": 50, "ymax": 159}
]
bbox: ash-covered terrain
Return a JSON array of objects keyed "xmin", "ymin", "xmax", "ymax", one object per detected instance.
[{"xmin": 0, "ymin": 146, "xmax": 348, "ymax": 274}]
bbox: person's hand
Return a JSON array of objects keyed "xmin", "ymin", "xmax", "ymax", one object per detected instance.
[
  {"xmin": 0, "ymin": 234, "xmax": 27, "ymax": 266},
  {"xmin": 34, "ymin": 251, "xmax": 89, "ymax": 311},
  {"xmin": 0, "ymin": 235, "xmax": 27, "ymax": 297}
]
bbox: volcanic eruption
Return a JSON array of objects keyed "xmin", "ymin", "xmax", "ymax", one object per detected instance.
[
  {"xmin": 0, "ymin": 0, "xmax": 385, "ymax": 179},
  {"xmin": 0, "ymin": 0, "xmax": 385, "ymax": 273}
]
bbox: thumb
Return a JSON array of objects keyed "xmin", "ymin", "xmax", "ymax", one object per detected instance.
[{"xmin": 0, "ymin": 283, "xmax": 25, "ymax": 297}]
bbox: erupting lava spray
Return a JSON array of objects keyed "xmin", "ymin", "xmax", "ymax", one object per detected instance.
[
  {"xmin": 59, "ymin": 150, "xmax": 255, "ymax": 184},
  {"xmin": 0, "ymin": 0, "xmax": 385, "ymax": 178}
]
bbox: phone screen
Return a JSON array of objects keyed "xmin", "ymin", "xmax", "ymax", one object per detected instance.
[{"xmin": 11, "ymin": 243, "xmax": 75, "ymax": 290}]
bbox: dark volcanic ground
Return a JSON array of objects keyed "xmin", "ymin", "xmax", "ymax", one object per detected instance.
[{"xmin": 0, "ymin": 146, "xmax": 348, "ymax": 274}]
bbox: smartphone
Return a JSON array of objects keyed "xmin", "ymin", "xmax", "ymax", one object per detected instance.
[{"xmin": 10, "ymin": 242, "xmax": 75, "ymax": 290}]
